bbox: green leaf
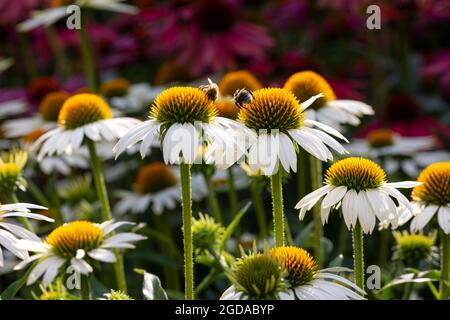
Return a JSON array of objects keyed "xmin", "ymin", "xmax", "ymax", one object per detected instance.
[
  {"xmin": 219, "ymin": 202, "xmax": 251, "ymax": 251},
  {"xmin": 1, "ymin": 262, "xmax": 38, "ymax": 300},
  {"xmin": 142, "ymin": 271, "xmax": 168, "ymax": 300},
  {"xmin": 380, "ymin": 270, "xmax": 440, "ymax": 291}
]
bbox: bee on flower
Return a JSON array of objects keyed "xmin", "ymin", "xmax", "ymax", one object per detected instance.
[{"xmin": 113, "ymin": 80, "xmax": 249, "ymax": 167}]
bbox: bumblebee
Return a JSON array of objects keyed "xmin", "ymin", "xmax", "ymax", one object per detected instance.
[
  {"xmin": 199, "ymin": 78, "xmax": 219, "ymax": 102},
  {"xmin": 233, "ymin": 88, "xmax": 253, "ymax": 107}
]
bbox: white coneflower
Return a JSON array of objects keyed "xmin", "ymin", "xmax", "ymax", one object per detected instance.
[
  {"xmin": 284, "ymin": 71, "xmax": 373, "ymax": 129},
  {"xmin": 22, "ymin": 129, "xmax": 89, "ymax": 176},
  {"xmin": 296, "ymin": 157, "xmax": 419, "ymax": 233},
  {"xmin": 109, "ymin": 82, "xmax": 164, "ymax": 113},
  {"xmin": 401, "ymin": 162, "xmax": 450, "ymax": 300},
  {"xmin": 114, "ymin": 81, "xmax": 247, "ymax": 300},
  {"xmin": 4, "ymin": 91, "xmax": 70, "ymax": 138},
  {"xmin": 221, "ymin": 246, "xmax": 364, "ymax": 300},
  {"xmin": 404, "ymin": 162, "xmax": 450, "ymax": 234},
  {"xmin": 17, "ymin": 0, "xmax": 138, "ymax": 32},
  {"xmin": 0, "ymin": 202, "xmax": 51, "ymax": 267},
  {"xmin": 113, "ymin": 85, "xmax": 247, "ymax": 167},
  {"xmin": 114, "ymin": 162, "xmax": 206, "ymax": 215},
  {"xmin": 270, "ymin": 246, "xmax": 364, "ymax": 300},
  {"xmin": 32, "ymin": 93, "xmax": 140, "ymax": 161},
  {"xmin": 14, "ymin": 220, "xmax": 146, "ymax": 288},
  {"xmin": 295, "ymin": 157, "xmax": 420, "ymax": 291},
  {"xmin": 236, "ymin": 87, "xmax": 347, "ymax": 247},
  {"xmin": 238, "ymin": 88, "xmax": 347, "ymax": 175},
  {"xmin": 0, "ymin": 99, "xmax": 27, "ymax": 120},
  {"xmin": 31, "ymin": 93, "xmax": 140, "ymax": 293}
]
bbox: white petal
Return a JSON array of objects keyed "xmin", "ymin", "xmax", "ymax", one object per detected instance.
[
  {"xmin": 322, "ymin": 186, "xmax": 347, "ymax": 208},
  {"xmin": 438, "ymin": 206, "xmax": 450, "ymax": 234},
  {"xmin": 410, "ymin": 205, "xmax": 439, "ymax": 232}
]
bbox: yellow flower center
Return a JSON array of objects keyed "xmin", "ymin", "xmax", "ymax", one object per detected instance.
[
  {"xmin": 326, "ymin": 157, "xmax": 386, "ymax": 191},
  {"xmin": 39, "ymin": 91, "xmax": 70, "ymax": 122},
  {"xmin": 234, "ymin": 253, "xmax": 283, "ymax": 299},
  {"xmin": 46, "ymin": 221, "xmax": 104, "ymax": 258},
  {"xmin": 100, "ymin": 78, "xmax": 130, "ymax": 98},
  {"xmin": 0, "ymin": 163, "xmax": 21, "ymax": 194},
  {"xmin": 367, "ymin": 129, "xmax": 394, "ymax": 148},
  {"xmin": 219, "ymin": 70, "xmax": 263, "ymax": 97},
  {"xmin": 58, "ymin": 94, "xmax": 113, "ymax": 130},
  {"xmin": 270, "ymin": 246, "xmax": 317, "ymax": 288},
  {"xmin": 51, "ymin": 0, "xmax": 74, "ymax": 7},
  {"xmin": 238, "ymin": 88, "xmax": 305, "ymax": 132},
  {"xmin": 23, "ymin": 129, "xmax": 47, "ymax": 144},
  {"xmin": 150, "ymin": 87, "xmax": 217, "ymax": 125},
  {"xmin": 412, "ymin": 162, "xmax": 450, "ymax": 206},
  {"xmin": 134, "ymin": 162, "xmax": 177, "ymax": 195},
  {"xmin": 283, "ymin": 71, "xmax": 336, "ymax": 110},
  {"xmin": 215, "ymin": 101, "xmax": 239, "ymax": 120},
  {"xmin": 154, "ymin": 61, "xmax": 191, "ymax": 85},
  {"xmin": 27, "ymin": 76, "xmax": 60, "ymax": 102}
]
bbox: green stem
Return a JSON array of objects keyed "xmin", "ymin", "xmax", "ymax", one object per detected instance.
[
  {"xmin": 227, "ymin": 167, "xmax": 240, "ymax": 239},
  {"xmin": 16, "ymin": 31, "xmax": 37, "ymax": 80},
  {"xmin": 77, "ymin": 13, "xmax": 97, "ymax": 92},
  {"xmin": 8, "ymin": 193, "xmax": 33, "ymax": 232},
  {"xmin": 250, "ymin": 180, "xmax": 267, "ymax": 239},
  {"xmin": 311, "ymin": 157, "xmax": 323, "ymax": 267},
  {"xmin": 180, "ymin": 163, "xmax": 194, "ymax": 300},
  {"xmin": 45, "ymin": 26, "xmax": 70, "ymax": 78},
  {"xmin": 86, "ymin": 139, "xmax": 127, "ymax": 293},
  {"xmin": 203, "ymin": 173, "xmax": 223, "ymax": 224},
  {"xmin": 80, "ymin": 275, "xmax": 91, "ymax": 300},
  {"xmin": 194, "ymin": 268, "xmax": 220, "ymax": 296},
  {"xmin": 227, "ymin": 167, "xmax": 238, "ymax": 217},
  {"xmin": 440, "ymin": 231, "xmax": 450, "ymax": 300},
  {"xmin": 402, "ymin": 282, "xmax": 414, "ymax": 300},
  {"xmin": 352, "ymin": 222, "xmax": 365, "ymax": 295},
  {"xmin": 270, "ymin": 169, "xmax": 284, "ymax": 247}
]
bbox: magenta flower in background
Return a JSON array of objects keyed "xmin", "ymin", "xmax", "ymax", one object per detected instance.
[
  {"xmin": 0, "ymin": 0, "xmax": 46, "ymax": 27},
  {"xmin": 357, "ymin": 94, "xmax": 450, "ymax": 148},
  {"xmin": 263, "ymin": 0, "xmax": 310, "ymax": 30},
  {"xmin": 147, "ymin": 0, "xmax": 274, "ymax": 76},
  {"xmin": 421, "ymin": 48, "xmax": 450, "ymax": 100}
]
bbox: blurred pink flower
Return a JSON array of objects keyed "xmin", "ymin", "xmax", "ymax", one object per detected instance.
[
  {"xmin": 0, "ymin": 0, "xmax": 46, "ymax": 27},
  {"xmin": 263, "ymin": 0, "xmax": 310, "ymax": 30},
  {"xmin": 356, "ymin": 95, "xmax": 450, "ymax": 148},
  {"xmin": 148, "ymin": 0, "xmax": 274, "ymax": 76},
  {"xmin": 328, "ymin": 78, "xmax": 367, "ymax": 101},
  {"xmin": 421, "ymin": 48, "xmax": 450, "ymax": 100}
]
